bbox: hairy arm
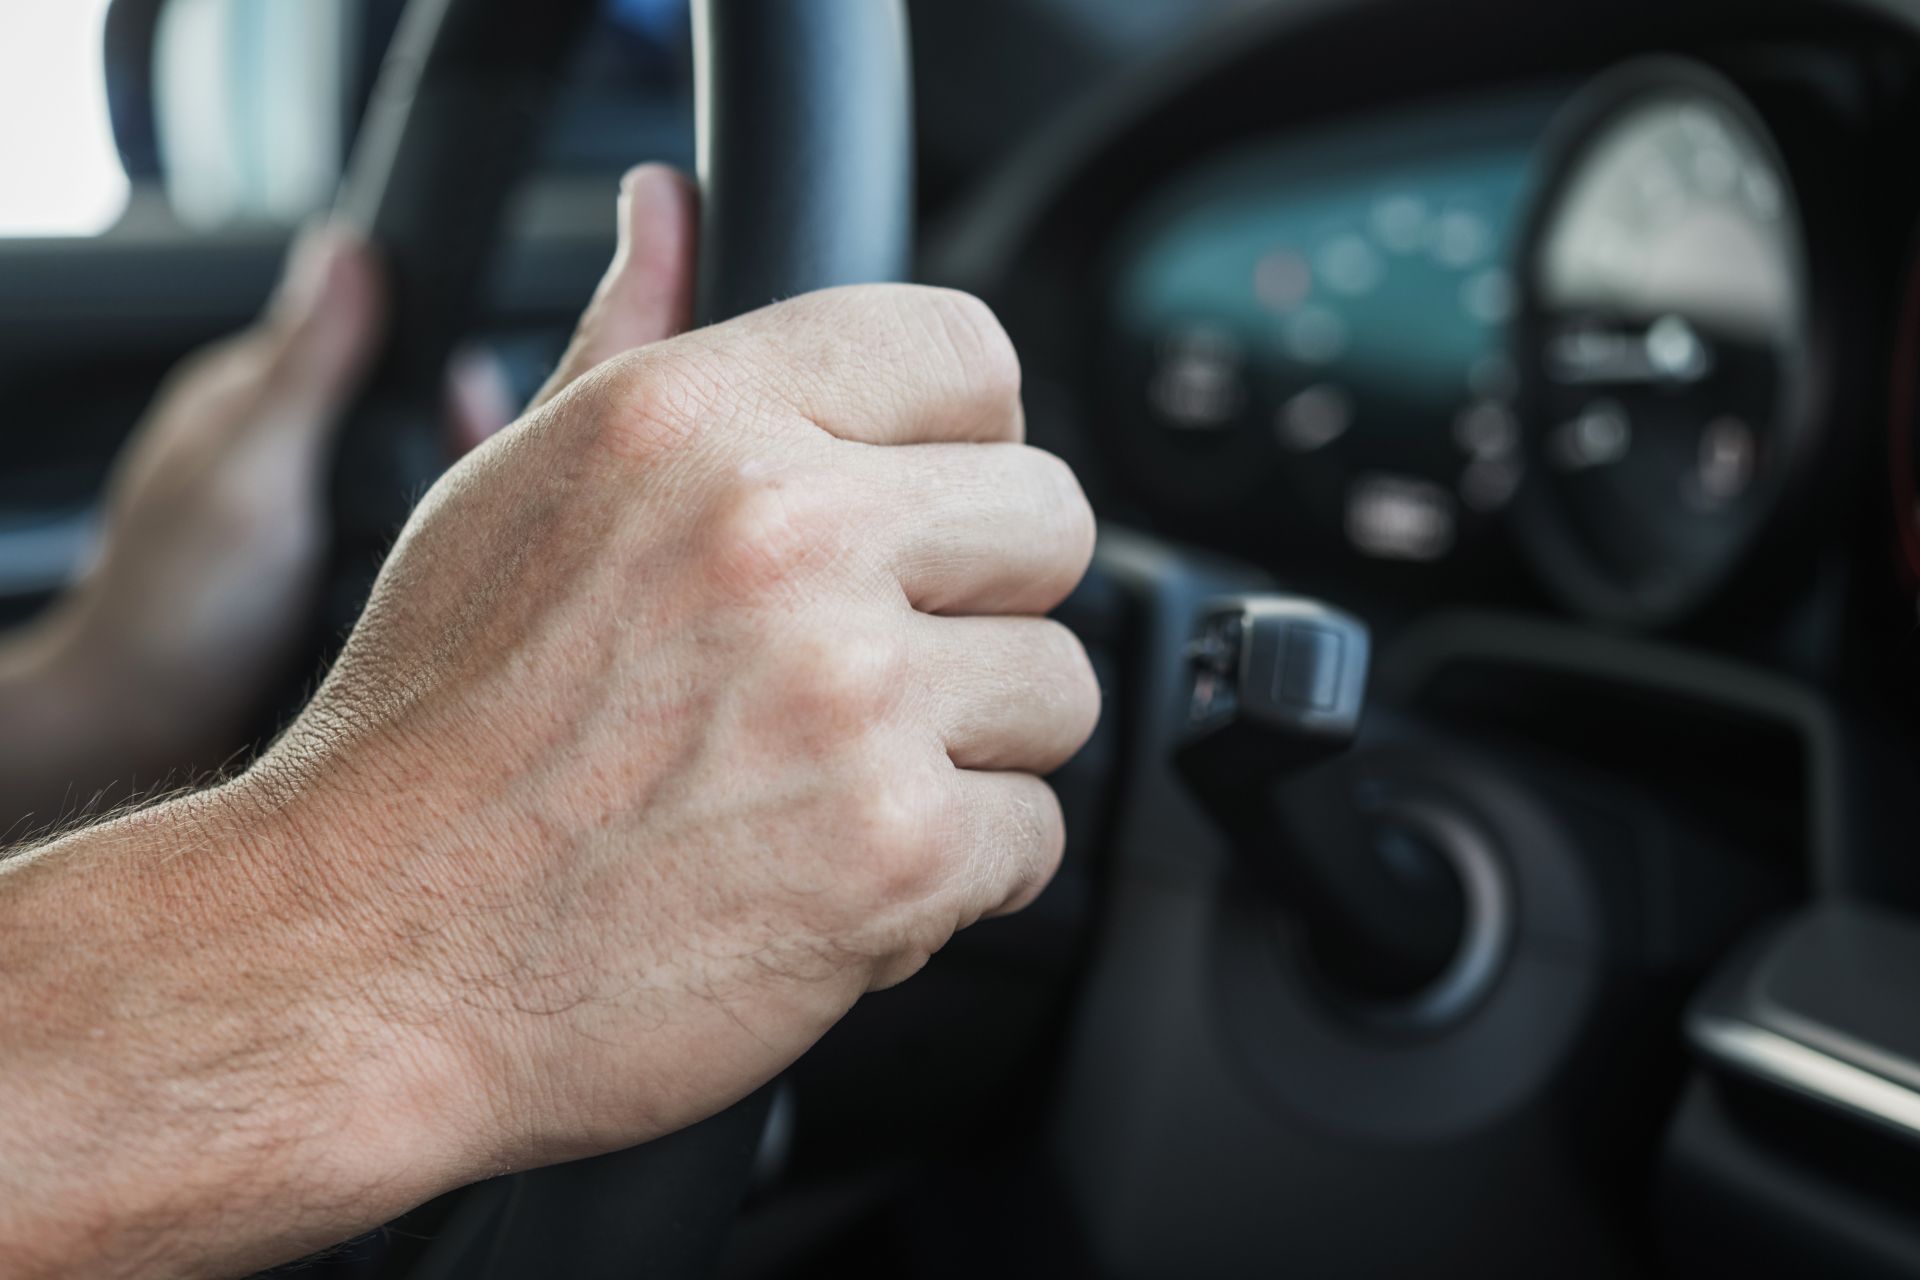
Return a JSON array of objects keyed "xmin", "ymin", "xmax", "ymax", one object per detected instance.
[
  {"xmin": 0, "ymin": 778, "xmax": 470, "ymax": 1279},
  {"xmin": 0, "ymin": 169, "xmax": 1097, "ymax": 1278}
]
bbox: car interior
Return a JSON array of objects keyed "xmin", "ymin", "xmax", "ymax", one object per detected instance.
[{"xmin": 6, "ymin": 0, "xmax": 1920, "ymax": 1275}]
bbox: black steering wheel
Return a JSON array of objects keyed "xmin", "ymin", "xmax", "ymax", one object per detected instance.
[{"xmin": 310, "ymin": 1, "xmax": 912, "ymax": 1274}]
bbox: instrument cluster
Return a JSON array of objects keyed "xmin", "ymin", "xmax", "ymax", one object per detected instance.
[
  {"xmin": 1104, "ymin": 95, "xmax": 1549, "ymax": 605},
  {"xmin": 1101, "ymin": 53, "xmax": 1880, "ymax": 636}
]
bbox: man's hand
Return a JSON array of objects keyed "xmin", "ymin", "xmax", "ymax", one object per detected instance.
[
  {"xmin": 268, "ymin": 162, "xmax": 1101, "ymax": 1160},
  {"xmin": 0, "ymin": 226, "xmax": 509, "ymax": 826},
  {"xmin": 0, "ymin": 167, "xmax": 1100, "ymax": 1277}
]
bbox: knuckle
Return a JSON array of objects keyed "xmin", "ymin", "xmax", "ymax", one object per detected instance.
[
  {"xmin": 1025, "ymin": 448, "xmax": 1098, "ymax": 592},
  {"xmin": 1037, "ymin": 620, "xmax": 1102, "ymax": 751},
  {"xmin": 1002, "ymin": 781, "xmax": 1068, "ymax": 912},
  {"xmin": 579, "ymin": 349, "xmax": 708, "ymax": 464},
  {"xmin": 1037, "ymin": 448, "xmax": 1095, "ymax": 539},
  {"xmin": 769, "ymin": 625, "xmax": 904, "ymax": 741},
  {"xmin": 699, "ymin": 478, "xmax": 832, "ymax": 597},
  {"xmin": 1025, "ymin": 782, "xmax": 1069, "ymax": 871},
  {"xmin": 914, "ymin": 287, "xmax": 1021, "ymax": 403},
  {"xmin": 1031, "ymin": 789, "xmax": 1069, "ymax": 886},
  {"xmin": 844, "ymin": 771, "xmax": 944, "ymax": 908}
]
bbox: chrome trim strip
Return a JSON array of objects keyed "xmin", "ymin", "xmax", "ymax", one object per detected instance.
[{"xmin": 1693, "ymin": 1015, "xmax": 1920, "ymax": 1144}]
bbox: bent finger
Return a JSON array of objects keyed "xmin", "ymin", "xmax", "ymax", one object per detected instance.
[
  {"xmin": 942, "ymin": 768, "xmax": 1068, "ymax": 925},
  {"xmin": 918, "ymin": 614, "xmax": 1101, "ymax": 774},
  {"xmin": 859, "ymin": 442, "xmax": 1094, "ymax": 615},
  {"xmin": 688, "ymin": 283, "xmax": 1025, "ymax": 446}
]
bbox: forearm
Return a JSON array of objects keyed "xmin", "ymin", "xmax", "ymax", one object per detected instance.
[{"xmin": 0, "ymin": 777, "xmax": 472, "ymax": 1278}]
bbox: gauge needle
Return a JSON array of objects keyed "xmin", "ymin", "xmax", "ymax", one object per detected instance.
[{"xmin": 1547, "ymin": 313, "xmax": 1715, "ymax": 386}]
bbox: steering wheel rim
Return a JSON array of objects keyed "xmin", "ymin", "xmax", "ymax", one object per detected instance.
[{"xmin": 311, "ymin": 1, "xmax": 913, "ymax": 1274}]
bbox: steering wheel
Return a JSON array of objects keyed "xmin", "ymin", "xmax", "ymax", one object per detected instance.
[{"xmin": 311, "ymin": 0, "xmax": 911, "ymax": 1274}]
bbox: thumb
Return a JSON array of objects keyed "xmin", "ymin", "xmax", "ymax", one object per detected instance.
[
  {"xmin": 259, "ymin": 224, "xmax": 385, "ymax": 423},
  {"xmin": 529, "ymin": 164, "xmax": 698, "ymax": 413}
]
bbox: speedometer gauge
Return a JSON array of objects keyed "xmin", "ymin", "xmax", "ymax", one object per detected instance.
[{"xmin": 1514, "ymin": 59, "xmax": 1814, "ymax": 626}]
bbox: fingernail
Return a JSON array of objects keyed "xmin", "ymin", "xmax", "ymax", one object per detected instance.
[
  {"xmin": 613, "ymin": 169, "xmax": 648, "ymax": 264},
  {"xmin": 614, "ymin": 165, "xmax": 678, "ymax": 263}
]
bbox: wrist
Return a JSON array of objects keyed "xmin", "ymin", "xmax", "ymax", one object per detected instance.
[
  {"xmin": 202, "ymin": 768, "xmax": 505, "ymax": 1234},
  {"xmin": 0, "ymin": 774, "xmax": 487, "ymax": 1276},
  {"xmin": 225, "ymin": 761, "xmax": 508, "ymax": 1183}
]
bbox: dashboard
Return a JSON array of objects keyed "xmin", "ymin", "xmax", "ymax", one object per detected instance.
[
  {"xmin": 9, "ymin": 2, "xmax": 1920, "ymax": 1275},
  {"xmin": 1102, "ymin": 93, "xmax": 1549, "ymax": 604},
  {"xmin": 1101, "ymin": 66, "xmax": 1828, "ymax": 633},
  {"xmin": 924, "ymin": 3, "xmax": 1920, "ymax": 1273},
  {"xmin": 946, "ymin": 0, "xmax": 1920, "ymax": 697}
]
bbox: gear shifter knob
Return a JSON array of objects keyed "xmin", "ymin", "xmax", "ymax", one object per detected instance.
[{"xmin": 1179, "ymin": 595, "xmax": 1369, "ymax": 788}]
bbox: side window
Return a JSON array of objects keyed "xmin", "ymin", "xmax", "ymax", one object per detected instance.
[
  {"xmin": 0, "ymin": 0, "xmax": 128, "ymax": 237},
  {"xmin": 0, "ymin": 0, "xmax": 695, "ymax": 241}
]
